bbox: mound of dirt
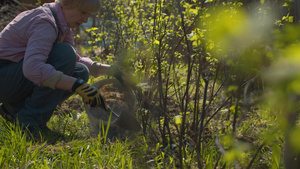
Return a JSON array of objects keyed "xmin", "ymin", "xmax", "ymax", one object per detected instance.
[
  {"xmin": 86, "ymin": 79, "xmax": 136, "ymax": 122},
  {"xmin": 97, "ymin": 79, "xmax": 136, "ymax": 114},
  {"xmin": 85, "ymin": 79, "xmax": 138, "ymax": 139}
]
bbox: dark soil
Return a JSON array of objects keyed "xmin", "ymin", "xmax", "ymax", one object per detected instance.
[{"xmin": 0, "ymin": 2, "xmax": 36, "ymax": 31}]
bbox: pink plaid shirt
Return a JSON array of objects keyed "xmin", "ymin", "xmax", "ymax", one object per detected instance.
[{"xmin": 0, "ymin": 2, "xmax": 93, "ymax": 85}]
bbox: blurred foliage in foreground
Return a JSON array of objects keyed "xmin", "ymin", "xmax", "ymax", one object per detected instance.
[{"xmin": 75, "ymin": 0, "xmax": 300, "ymax": 168}]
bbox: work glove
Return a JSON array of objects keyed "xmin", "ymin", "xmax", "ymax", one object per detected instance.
[
  {"xmin": 89, "ymin": 62, "xmax": 105, "ymax": 77},
  {"xmin": 72, "ymin": 78, "xmax": 108, "ymax": 110}
]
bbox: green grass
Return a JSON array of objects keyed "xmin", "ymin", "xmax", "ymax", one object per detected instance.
[
  {"xmin": 0, "ymin": 110, "xmax": 152, "ymax": 169},
  {"xmin": 0, "ymin": 100, "xmax": 284, "ymax": 169}
]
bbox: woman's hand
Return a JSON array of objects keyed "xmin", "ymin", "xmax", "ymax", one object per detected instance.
[{"xmin": 88, "ymin": 62, "xmax": 111, "ymax": 77}]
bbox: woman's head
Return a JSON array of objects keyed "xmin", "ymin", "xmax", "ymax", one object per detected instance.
[
  {"xmin": 56, "ymin": 0, "xmax": 100, "ymax": 28},
  {"xmin": 55, "ymin": 0, "xmax": 101, "ymax": 14}
]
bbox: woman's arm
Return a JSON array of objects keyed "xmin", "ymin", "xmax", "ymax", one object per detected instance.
[
  {"xmin": 55, "ymin": 74, "xmax": 77, "ymax": 90},
  {"xmin": 41, "ymin": 71, "xmax": 76, "ymax": 90},
  {"xmin": 89, "ymin": 62, "xmax": 111, "ymax": 77}
]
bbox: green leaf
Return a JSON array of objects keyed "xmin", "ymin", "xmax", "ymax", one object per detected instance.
[
  {"xmin": 174, "ymin": 115, "xmax": 182, "ymax": 125},
  {"xmin": 153, "ymin": 39, "xmax": 160, "ymax": 45},
  {"xmin": 288, "ymin": 16, "xmax": 294, "ymax": 23},
  {"xmin": 271, "ymin": 144, "xmax": 281, "ymax": 169},
  {"xmin": 290, "ymin": 128, "xmax": 300, "ymax": 152}
]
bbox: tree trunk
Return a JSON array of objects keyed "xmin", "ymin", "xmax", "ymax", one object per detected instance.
[{"xmin": 295, "ymin": 0, "xmax": 300, "ymax": 23}]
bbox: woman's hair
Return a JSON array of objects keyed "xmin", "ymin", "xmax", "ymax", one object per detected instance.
[{"xmin": 55, "ymin": 0, "xmax": 101, "ymax": 13}]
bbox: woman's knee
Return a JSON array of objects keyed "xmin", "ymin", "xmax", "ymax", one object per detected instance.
[
  {"xmin": 48, "ymin": 43, "xmax": 77, "ymax": 75},
  {"xmin": 73, "ymin": 62, "xmax": 90, "ymax": 82}
]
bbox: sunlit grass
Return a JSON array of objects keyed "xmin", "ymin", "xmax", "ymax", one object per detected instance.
[{"xmin": 0, "ymin": 110, "xmax": 146, "ymax": 168}]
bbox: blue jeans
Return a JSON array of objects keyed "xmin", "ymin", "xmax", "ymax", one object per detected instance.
[{"xmin": 0, "ymin": 43, "xmax": 89, "ymax": 128}]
